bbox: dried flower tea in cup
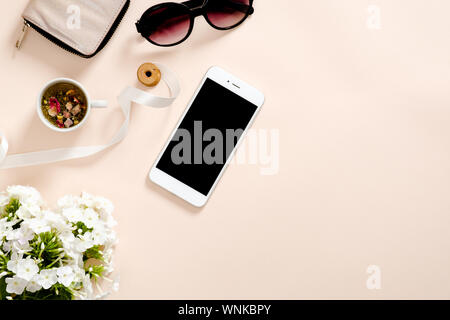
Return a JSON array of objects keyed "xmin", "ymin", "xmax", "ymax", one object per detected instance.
[{"xmin": 41, "ymin": 83, "xmax": 87, "ymax": 129}]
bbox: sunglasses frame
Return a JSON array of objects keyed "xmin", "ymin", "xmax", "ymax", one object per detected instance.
[{"xmin": 136, "ymin": 0, "xmax": 255, "ymax": 47}]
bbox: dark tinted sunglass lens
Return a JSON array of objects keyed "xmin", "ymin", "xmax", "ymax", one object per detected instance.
[
  {"xmin": 206, "ymin": 0, "xmax": 251, "ymax": 29},
  {"xmin": 142, "ymin": 4, "xmax": 191, "ymax": 46}
]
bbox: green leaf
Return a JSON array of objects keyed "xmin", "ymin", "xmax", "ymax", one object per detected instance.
[
  {"xmin": 0, "ymin": 277, "xmax": 7, "ymax": 300},
  {"xmin": 2, "ymin": 198, "xmax": 21, "ymax": 221},
  {"xmin": 72, "ymin": 221, "xmax": 93, "ymax": 237},
  {"xmin": 0, "ymin": 254, "xmax": 8, "ymax": 272},
  {"xmin": 84, "ymin": 245, "xmax": 104, "ymax": 262},
  {"xmin": 27, "ymin": 231, "xmax": 67, "ymax": 269},
  {"xmin": 4, "ymin": 198, "xmax": 20, "ymax": 214},
  {"xmin": 86, "ymin": 264, "xmax": 105, "ymax": 281}
]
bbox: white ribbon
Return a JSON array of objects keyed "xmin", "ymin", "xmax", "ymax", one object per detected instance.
[{"xmin": 0, "ymin": 63, "xmax": 180, "ymax": 170}]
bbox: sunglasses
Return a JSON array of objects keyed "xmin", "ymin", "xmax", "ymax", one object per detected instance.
[{"xmin": 136, "ymin": 0, "xmax": 254, "ymax": 47}]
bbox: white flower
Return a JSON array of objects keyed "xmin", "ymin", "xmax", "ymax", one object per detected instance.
[
  {"xmin": 0, "ymin": 218, "xmax": 15, "ymax": 235},
  {"xmin": 5, "ymin": 276, "xmax": 28, "ymax": 295},
  {"xmin": 0, "ymin": 193, "xmax": 9, "ymax": 206},
  {"xmin": 6, "ymin": 225, "xmax": 34, "ymax": 244},
  {"xmin": 80, "ymin": 192, "xmax": 95, "ymax": 208},
  {"xmin": 6, "ymin": 186, "xmax": 42, "ymax": 206},
  {"xmin": 73, "ymin": 232, "xmax": 94, "ymax": 253},
  {"xmin": 37, "ymin": 269, "xmax": 58, "ymax": 289},
  {"xmin": 2, "ymin": 241, "xmax": 12, "ymax": 253},
  {"xmin": 81, "ymin": 273, "xmax": 94, "ymax": 299},
  {"xmin": 4, "ymin": 232, "xmax": 32, "ymax": 255},
  {"xmin": 16, "ymin": 258, "xmax": 39, "ymax": 281},
  {"xmin": 82, "ymin": 208, "xmax": 99, "ymax": 228},
  {"xmin": 23, "ymin": 218, "xmax": 51, "ymax": 234},
  {"xmin": 0, "ymin": 218, "xmax": 10, "ymax": 238},
  {"xmin": 6, "ymin": 229, "xmax": 21, "ymax": 241},
  {"xmin": 57, "ymin": 266, "xmax": 75, "ymax": 287},
  {"xmin": 15, "ymin": 203, "xmax": 41, "ymax": 220},
  {"xmin": 8, "ymin": 239, "xmax": 32, "ymax": 254},
  {"xmin": 18, "ymin": 226, "xmax": 35, "ymax": 244},
  {"xmin": 1, "ymin": 187, "xmax": 118, "ymax": 298},
  {"xmin": 26, "ymin": 275, "xmax": 42, "ymax": 293},
  {"xmin": 6, "ymin": 252, "xmax": 23, "ymax": 273},
  {"xmin": 105, "ymin": 215, "xmax": 118, "ymax": 228},
  {"xmin": 92, "ymin": 223, "xmax": 107, "ymax": 245},
  {"xmin": 59, "ymin": 230, "xmax": 75, "ymax": 246},
  {"xmin": 57, "ymin": 194, "xmax": 80, "ymax": 209},
  {"xmin": 62, "ymin": 207, "xmax": 83, "ymax": 223},
  {"xmin": 65, "ymin": 248, "xmax": 83, "ymax": 268},
  {"xmin": 71, "ymin": 265, "xmax": 86, "ymax": 284},
  {"xmin": 42, "ymin": 211, "xmax": 71, "ymax": 234},
  {"xmin": 14, "ymin": 206, "xmax": 33, "ymax": 220},
  {"xmin": 94, "ymin": 196, "xmax": 114, "ymax": 215}
]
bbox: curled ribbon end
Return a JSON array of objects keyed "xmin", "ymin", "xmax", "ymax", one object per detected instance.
[{"xmin": 0, "ymin": 132, "xmax": 9, "ymax": 164}]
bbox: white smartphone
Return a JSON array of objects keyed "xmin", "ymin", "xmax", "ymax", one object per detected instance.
[{"xmin": 149, "ymin": 66, "xmax": 265, "ymax": 207}]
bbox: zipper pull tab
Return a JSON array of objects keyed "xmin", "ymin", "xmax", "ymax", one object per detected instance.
[{"xmin": 16, "ymin": 20, "xmax": 30, "ymax": 49}]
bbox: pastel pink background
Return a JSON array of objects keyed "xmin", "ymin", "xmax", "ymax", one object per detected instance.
[{"xmin": 1, "ymin": 0, "xmax": 450, "ymax": 299}]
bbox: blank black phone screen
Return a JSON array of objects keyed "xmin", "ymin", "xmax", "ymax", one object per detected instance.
[{"xmin": 156, "ymin": 78, "xmax": 258, "ymax": 195}]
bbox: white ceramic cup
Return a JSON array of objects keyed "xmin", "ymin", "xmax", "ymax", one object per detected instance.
[{"xmin": 37, "ymin": 78, "xmax": 107, "ymax": 133}]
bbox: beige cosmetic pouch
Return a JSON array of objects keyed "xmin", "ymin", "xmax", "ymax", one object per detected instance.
[{"xmin": 18, "ymin": 0, "xmax": 130, "ymax": 58}]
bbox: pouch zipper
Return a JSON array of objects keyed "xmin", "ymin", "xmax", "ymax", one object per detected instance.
[
  {"xmin": 16, "ymin": 20, "xmax": 30, "ymax": 49},
  {"xmin": 16, "ymin": 0, "xmax": 130, "ymax": 58}
]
